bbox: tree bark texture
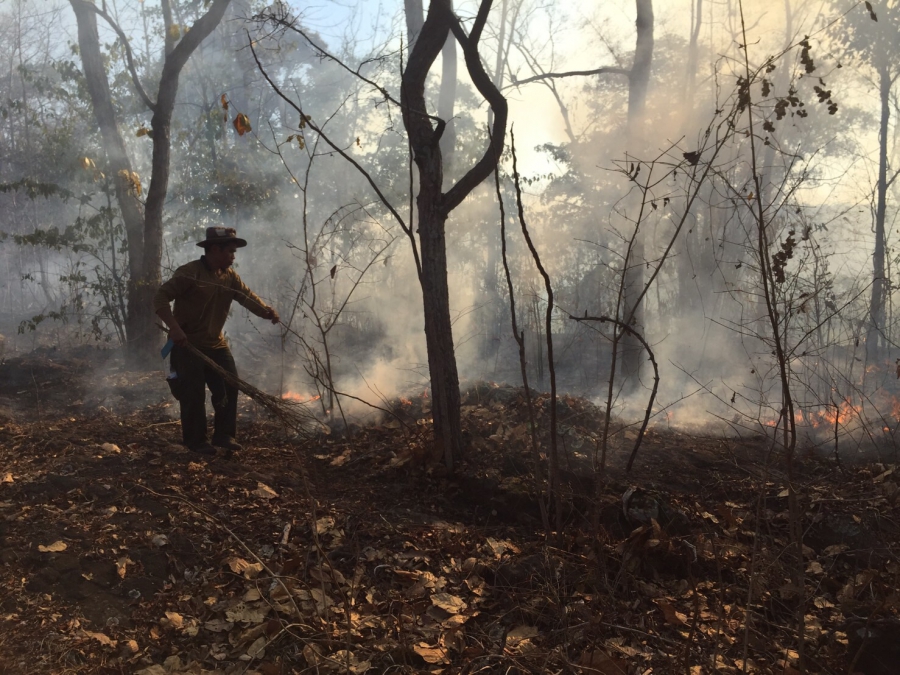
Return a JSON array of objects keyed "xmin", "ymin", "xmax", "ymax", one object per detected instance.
[
  {"xmin": 402, "ymin": 0, "xmax": 507, "ymax": 470},
  {"xmin": 620, "ymin": 0, "xmax": 654, "ymax": 390}
]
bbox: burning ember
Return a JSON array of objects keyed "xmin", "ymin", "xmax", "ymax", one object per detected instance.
[{"xmin": 281, "ymin": 391, "xmax": 321, "ymax": 403}]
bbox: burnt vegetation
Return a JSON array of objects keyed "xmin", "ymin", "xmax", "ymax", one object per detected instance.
[{"xmin": 1, "ymin": 1, "xmax": 900, "ymax": 674}]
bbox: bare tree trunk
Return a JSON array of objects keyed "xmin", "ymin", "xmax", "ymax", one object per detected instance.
[
  {"xmin": 402, "ymin": 0, "xmax": 507, "ymax": 470},
  {"xmin": 620, "ymin": 0, "xmax": 654, "ymax": 390},
  {"xmin": 866, "ymin": 63, "xmax": 892, "ymax": 365},
  {"xmin": 683, "ymin": 0, "xmax": 702, "ymax": 100}
]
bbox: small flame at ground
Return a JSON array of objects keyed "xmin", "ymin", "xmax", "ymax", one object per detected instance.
[
  {"xmin": 282, "ymin": 391, "xmax": 321, "ymax": 403},
  {"xmin": 763, "ymin": 401, "xmax": 863, "ymax": 429}
]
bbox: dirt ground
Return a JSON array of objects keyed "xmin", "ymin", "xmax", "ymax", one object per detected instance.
[{"xmin": 0, "ymin": 348, "xmax": 899, "ymax": 675}]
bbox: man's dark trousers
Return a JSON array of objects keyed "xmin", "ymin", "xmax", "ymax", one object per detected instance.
[{"xmin": 171, "ymin": 345, "xmax": 238, "ymax": 449}]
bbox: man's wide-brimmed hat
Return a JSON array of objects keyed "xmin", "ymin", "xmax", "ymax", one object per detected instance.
[{"xmin": 196, "ymin": 226, "xmax": 247, "ymax": 248}]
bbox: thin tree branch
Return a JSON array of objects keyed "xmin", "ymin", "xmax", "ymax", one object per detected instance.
[
  {"xmin": 509, "ymin": 128, "xmax": 559, "ymax": 529},
  {"xmin": 444, "ymin": 5, "xmax": 508, "ymax": 213},
  {"xmin": 571, "ymin": 314, "xmax": 659, "ymax": 473},
  {"xmin": 72, "ymin": 0, "xmax": 156, "ymax": 111},
  {"xmin": 248, "ymin": 37, "xmax": 414, "ymax": 250},
  {"xmin": 510, "ymin": 66, "xmax": 631, "ymax": 87},
  {"xmin": 493, "ymin": 138, "xmax": 549, "ymax": 535}
]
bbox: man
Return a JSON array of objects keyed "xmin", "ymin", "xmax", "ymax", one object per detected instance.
[{"xmin": 154, "ymin": 227, "xmax": 279, "ymax": 456}]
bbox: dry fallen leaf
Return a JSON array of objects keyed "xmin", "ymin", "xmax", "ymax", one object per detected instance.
[
  {"xmin": 101, "ymin": 443, "xmax": 121, "ymax": 453},
  {"xmin": 485, "ymin": 537, "xmax": 519, "ymax": 557},
  {"xmin": 121, "ymin": 639, "xmax": 139, "ymax": 655},
  {"xmin": 807, "ymin": 561, "xmax": 825, "ymax": 575},
  {"xmin": 253, "ymin": 482, "xmax": 278, "ymax": 500},
  {"xmin": 414, "ymin": 642, "xmax": 448, "ymax": 664},
  {"xmin": 506, "ymin": 625, "xmax": 538, "ymax": 653},
  {"xmin": 246, "ymin": 635, "xmax": 267, "ymax": 659},
  {"xmin": 302, "ymin": 643, "xmax": 324, "ymax": 668},
  {"xmin": 116, "ymin": 556, "xmax": 132, "ymax": 579},
  {"xmin": 226, "ymin": 556, "xmax": 264, "ymax": 579},
  {"xmin": 226, "ymin": 602, "xmax": 269, "ymax": 624},
  {"xmin": 431, "ymin": 592, "xmax": 467, "ymax": 615},
  {"xmin": 38, "ymin": 541, "xmax": 67, "ymax": 553},
  {"xmin": 315, "ymin": 516, "xmax": 335, "ymax": 534},
  {"xmin": 330, "ymin": 448, "xmax": 351, "ymax": 466},
  {"xmin": 204, "ymin": 618, "xmax": 234, "ymax": 633},
  {"xmin": 2, "ymin": 472, "xmax": 13, "ymax": 483},
  {"xmin": 163, "ymin": 611, "xmax": 184, "ymax": 629},
  {"xmin": 655, "ymin": 599, "xmax": 687, "ymax": 627},
  {"xmin": 80, "ymin": 629, "xmax": 116, "ymax": 648}
]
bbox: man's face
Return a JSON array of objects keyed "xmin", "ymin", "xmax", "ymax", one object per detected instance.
[{"xmin": 207, "ymin": 243, "xmax": 238, "ymax": 270}]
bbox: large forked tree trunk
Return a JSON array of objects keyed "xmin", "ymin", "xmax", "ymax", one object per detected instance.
[
  {"xmin": 140, "ymin": 0, "xmax": 232, "ymax": 361},
  {"xmin": 866, "ymin": 62, "xmax": 894, "ymax": 364},
  {"xmin": 619, "ymin": 0, "xmax": 654, "ymax": 390},
  {"xmin": 402, "ymin": 0, "xmax": 507, "ymax": 470},
  {"xmin": 71, "ymin": 0, "xmax": 231, "ymax": 366},
  {"xmin": 405, "ymin": 0, "xmax": 457, "ymax": 162}
]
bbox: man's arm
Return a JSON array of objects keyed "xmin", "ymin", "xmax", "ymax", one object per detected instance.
[
  {"xmin": 153, "ymin": 269, "xmax": 193, "ymax": 345},
  {"xmin": 232, "ymin": 275, "xmax": 280, "ymax": 325},
  {"xmin": 156, "ymin": 306, "xmax": 188, "ymax": 346},
  {"xmin": 261, "ymin": 305, "xmax": 280, "ymax": 325}
]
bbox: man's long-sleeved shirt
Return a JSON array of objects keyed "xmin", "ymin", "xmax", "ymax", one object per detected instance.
[{"xmin": 153, "ymin": 256, "xmax": 270, "ymax": 349}]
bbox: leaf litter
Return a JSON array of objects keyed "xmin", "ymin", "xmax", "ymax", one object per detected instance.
[{"xmin": 0, "ymin": 355, "xmax": 898, "ymax": 674}]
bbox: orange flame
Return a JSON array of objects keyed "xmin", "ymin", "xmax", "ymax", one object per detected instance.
[
  {"xmin": 282, "ymin": 391, "xmax": 321, "ymax": 403},
  {"xmin": 818, "ymin": 401, "xmax": 860, "ymax": 426},
  {"xmin": 763, "ymin": 401, "xmax": 862, "ymax": 429},
  {"xmin": 399, "ymin": 397, "xmax": 412, "ymax": 406}
]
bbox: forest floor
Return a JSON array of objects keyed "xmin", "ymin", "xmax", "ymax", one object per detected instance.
[{"xmin": 0, "ymin": 348, "xmax": 899, "ymax": 675}]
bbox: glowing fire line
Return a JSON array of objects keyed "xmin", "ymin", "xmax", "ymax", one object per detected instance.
[{"xmin": 281, "ymin": 391, "xmax": 321, "ymax": 403}]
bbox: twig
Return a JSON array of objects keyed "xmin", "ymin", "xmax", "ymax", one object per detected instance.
[
  {"xmin": 571, "ymin": 315, "xmax": 659, "ymax": 472},
  {"xmin": 510, "ymin": 129, "xmax": 559, "ymax": 531},
  {"xmin": 493, "ymin": 136, "xmax": 549, "ymax": 535}
]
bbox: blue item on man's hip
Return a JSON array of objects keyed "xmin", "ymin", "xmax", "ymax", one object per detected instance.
[{"xmin": 161, "ymin": 339, "xmax": 174, "ymax": 359}]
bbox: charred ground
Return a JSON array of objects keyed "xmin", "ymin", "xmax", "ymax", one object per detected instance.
[{"xmin": 0, "ymin": 349, "xmax": 898, "ymax": 675}]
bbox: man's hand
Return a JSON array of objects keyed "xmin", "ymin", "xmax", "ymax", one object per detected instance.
[
  {"xmin": 169, "ymin": 324, "xmax": 189, "ymax": 346},
  {"xmin": 157, "ymin": 307, "xmax": 188, "ymax": 346},
  {"xmin": 265, "ymin": 307, "xmax": 280, "ymax": 325}
]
